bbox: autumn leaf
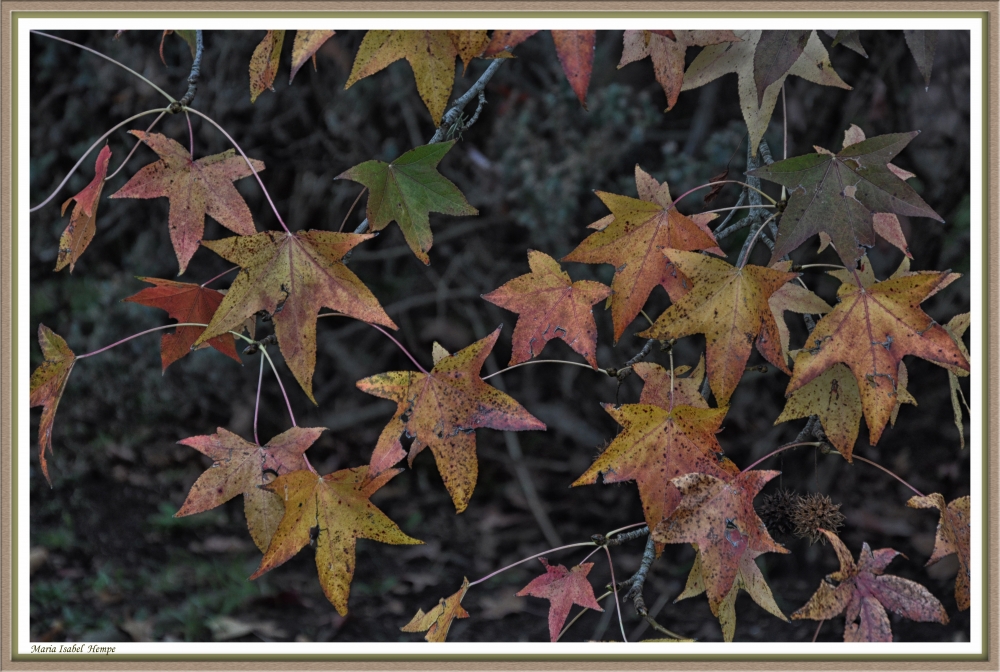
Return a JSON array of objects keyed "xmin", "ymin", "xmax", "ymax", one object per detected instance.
[
  {"xmin": 792, "ymin": 529, "xmax": 948, "ymax": 641},
  {"xmin": 785, "ymin": 270, "xmax": 969, "ymax": 448},
  {"xmin": 676, "ymin": 545, "xmax": 787, "ymax": 642},
  {"xmin": 904, "ymin": 30, "xmax": 938, "ymax": 87},
  {"xmin": 402, "ymin": 577, "xmax": 470, "ymax": 642},
  {"xmin": 516, "ymin": 558, "xmax": 603, "ymax": 642},
  {"xmin": 638, "ymin": 250, "xmax": 797, "ymax": 405},
  {"xmin": 653, "ymin": 470, "xmax": 788, "ymax": 609},
  {"xmin": 748, "ymin": 130, "xmax": 942, "ymax": 267},
  {"xmin": 776, "ymin": 362, "xmax": 862, "ymax": 458},
  {"xmin": 824, "ymin": 30, "xmax": 868, "ymax": 58},
  {"xmin": 563, "ymin": 166, "xmax": 721, "ymax": 341},
  {"xmin": 123, "ymin": 277, "xmax": 241, "ymax": 371},
  {"xmin": 56, "ymin": 144, "xmax": 111, "ymax": 273},
  {"xmin": 250, "ymin": 466, "xmax": 421, "ymax": 615},
  {"xmin": 618, "ymin": 30, "xmax": 740, "ymax": 111},
  {"xmin": 290, "ymin": 30, "xmax": 335, "ymax": 83},
  {"xmin": 908, "ymin": 494, "xmax": 970, "ymax": 610},
  {"xmin": 482, "ymin": 250, "xmax": 611, "ymax": 367},
  {"xmin": 682, "ymin": 30, "xmax": 849, "ymax": 156},
  {"xmin": 753, "ymin": 31, "xmax": 811, "ymax": 105},
  {"xmin": 336, "ymin": 141, "xmax": 477, "ymax": 265},
  {"xmin": 159, "ymin": 30, "xmax": 197, "ymax": 64},
  {"xmin": 943, "ymin": 313, "xmax": 971, "ymax": 448},
  {"xmin": 767, "ymin": 263, "xmax": 833, "ymax": 367},
  {"xmin": 249, "ymin": 30, "xmax": 285, "ymax": 103},
  {"xmin": 356, "ymin": 326, "xmax": 546, "ymax": 512},
  {"xmin": 345, "ymin": 30, "xmax": 490, "ymax": 124},
  {"xmin": 573, "ymin": 403, "xmax": 739, "ymax": 552},
  {"xmin": 109, "ymin": 131, "xmax": 264, "ymax": 274},
  {"xmin": 176, "ymin": 426, "xmax": 322, "ymax": 551},
  {"xmin": 632, "ymin": 356, "xmax": 709, "ymax": 410},
  {"xmin": 194, "ymin": 231, "xmax": 396, "ymax": 403},
  {"xmin": 483, "ymin": 30, "xmax": 596, "ymax": 107},
  {"xmin": 29, "ymin": 325, "xmax": 77, "ymax": 485}
]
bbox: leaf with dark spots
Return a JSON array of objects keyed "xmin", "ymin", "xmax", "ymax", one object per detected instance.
[
  {"xmin": 516, "ymin": 559, "xmax": 603, "ymax": 641},
  {"xmin": 250, "ymin": 466, "xmax": 421, "ymax": 615},
  {"xmin": 29, "ymin": 325, "xmax": 77, "ymax": 485},
  {"xmin": 633, "ymin": 355, "xmax": 708, "ymax": 410},
  {"xmin": 402, "ymin": 577, "xmax": 470, "ymax": 642},
  {"xmin": 176, "ymin": 427, "xmax": 323, "ymax": 551},
  {"xmin": 290, "ymin": 30, "xmax": 335, "ymax": 83},
  {"xmin": 56, "ymin": 144, "xmax": 111, "ymax": 272},
  {"xmin": 907, "ymin": 494, "xmax": 970, "ymax": 610},
  {"xmin": 356, "ymin": 327, "xmax": 545, "ymax": 512},
  {"xmin": 249, "ymin": 30, "xmax": 285, "ymax": 103}
]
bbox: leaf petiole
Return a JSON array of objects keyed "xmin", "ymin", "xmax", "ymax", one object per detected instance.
[{"xmin": 467, "ymin": 542, "xmax": 596, "ymax": 588}]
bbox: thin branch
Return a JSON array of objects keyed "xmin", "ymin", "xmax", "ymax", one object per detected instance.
[
  {"xmin": 175, "ymin": 30, "xmax": 204, "ymax": 108},
  {"xmin": 603, "ymin": 546, "xmax": 628, "ymax": 642},
  {"xmin": 713, "ymin": 188, "xmax": 747, "ymax": 234},
  {"xmin": 702, "ymin": 204, "xmax": 775, "ymax": 215},
  {"xmin": 481, "ymin": 359, "xmax": 601, "ymax": 381},
  {"xmin": 736, "ymin": 212, "xmax": 779, "ymax": 268},
  {"xmin": 605, "ymin": 339, "xmax": 656, "ymax": 381}
]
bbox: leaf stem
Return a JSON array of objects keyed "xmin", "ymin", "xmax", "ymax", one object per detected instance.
[
  {"xmin": 185, "ymin": 109, "xmax": 195, "ymax": 157},
  {"xmin": 556, "ymin": 591, "xmax": 611, "ymax": 642},
  {"xmin": 741, "ymin": 441, "xmax": 824, "ymax": 473},
  {"xmin": 812, "ymin": 619, "xmax": 824, "ymax": 642},
  {"xmin": 851, "ymin": 455, "xmax": 925, "ymax": 497},
  {"xmin": 183, "ymin": 106, "xmax": 290, "ymax": 234},
  {"xmin": 481, "ymin": 359, "xmax": 600, "ymax": 381},
  {"xmin": 669, "ymin": 180, "xmax": 777, "ymax": 212},
  {"xmin": 339, "ymin": 187, "xmax": 367, "ymax": 232},
  {"xmin": 200, "ymin": 266, "xmax": 240, "ymax": 288},
  {"xmin": 259, "ymin": 346, "xmax": 297, "ymax": 428},
  {"xmin": 701, "ymin": 204, "xmax": 775, "ymax": 215},
  {"xmin": 603, "ymin": 546, "xmax": 628, "ymax": 642},
  {"xmin": 795, "ymin": 263, "xmax": 846, "ymax": 271},
  {"xmin": 367, "ymin": 323, "xmax": 428, "ymax": 374},
  {"xmin": 467, "ymin": 542, "xmax": 596, "ymax": 588},
  {"xmin": 105, "ymin": 110, "xmax": 167, "ymax": 182},
  {"xmin": 32, "ymin": 31, "xmax": 176, "ymax": 103},
  {"xmin": 736, "ymin": 212, "xmax": 779, "ymax": 269},
  {"xmin": 604, "ymin": 522, "xmax": 648, "ymax": 538},
  {"xmin": 30, "ymin": 108, "xmax": 169, "ymax": 212},
  {"xmin": 76, "ymin": 322, "xmax": 211, "ymax": 359},
  {"xmin": 253, "ymin": 355, "xmax": 264, "ymax": 446}
]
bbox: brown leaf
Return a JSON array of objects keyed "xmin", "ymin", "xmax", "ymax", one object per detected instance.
[
  {"xmin": 29, "ymin": 325, "xmax": 77, "ymax": 484},
  {"xmin": 249, "ymin": 30, "xmax": 285, "ymax": 103},
  {"xmin": 402, "ymin": 577, "xmax": 470, "ymax": 642},
  {"xmin": 56, "ymin": 145, "xmax": 111, "ymax": 272},
  {"xmin": 290, "ymin": 30, "xmax": 335, "ymax": 83}
]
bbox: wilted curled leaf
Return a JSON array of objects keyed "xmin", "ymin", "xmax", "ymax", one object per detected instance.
[
  {"xmin": 792, "ymin": 530, "xmax": 948, "ymax": 641},
  {"xmin": 516, "ymin": 558, "xmax": 603, "ymax": 642},
  {"xmin": 907, "ymin": 494, "xmax": 970, "ymax": 610},
  {"xmin": 402, "ymin": 577, "xmax": 470, "ymax": 642},
  {"xmin": 250, "ymin": 466, "xmax": 421, "ymax": 615},
  {"xmin": 29, "ymin": 325, "xmax": 77, "ymax": 484},
  {"xmin": 943, "ymin": 313, "xmax": 971, "ymax": 448},
  {"xmin": 56, "ymin": 144, "xmax": 111, "ymax": 273}
]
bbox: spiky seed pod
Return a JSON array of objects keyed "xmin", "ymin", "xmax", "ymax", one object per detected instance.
[
  {"xmin": 791, "ymin": 492, "xmax": 845, "ymax": 544},
  {"xmin": 758, "ymin": 489, "xmax": 801, "ymax": 537}
]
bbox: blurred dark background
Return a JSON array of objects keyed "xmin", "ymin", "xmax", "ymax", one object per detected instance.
[{"xmin": 28, "ymin": 29, "xmax": 971, "ymax": 644}]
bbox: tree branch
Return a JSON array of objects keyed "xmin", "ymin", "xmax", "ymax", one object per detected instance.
[{"xmin": 171, "ymin": 30, "xmax": 204, "ymax": 111}]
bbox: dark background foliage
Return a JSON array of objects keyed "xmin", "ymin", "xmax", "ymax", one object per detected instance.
[{"xmin": 29, "ymin": 29, "xmax": 971, "ymax": 643}]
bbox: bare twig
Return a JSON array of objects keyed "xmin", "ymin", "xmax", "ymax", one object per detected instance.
[
  {"xmin": 172, "ymin": 30, "xmax": 204, "ymax": 110},
  {"xmin": 604, "ymin": 339, "xmax": 656, "ymax": 381}
]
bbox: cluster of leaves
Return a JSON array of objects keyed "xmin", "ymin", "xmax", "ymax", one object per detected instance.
[{"xmin": 30, "ymin": 27, "xmax": 969, "ymax": 643}]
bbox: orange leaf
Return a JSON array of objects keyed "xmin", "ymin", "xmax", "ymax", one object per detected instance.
[
  {"xmin": 516, "ymin": 559, "xmax": 603, "ymax": 642},
  {"xmin": 792, "ymin": 530, "xmax": 948, "ymax": 641},
  {"xmin": 249, "ymin": 30, "xmax": 285, "ymax": 103},
  {"xmin": 638, "ymin": 251, "xmax": 798, "ymax": 405},
  {"xmin": 290, "ymin": 30, "xmax": 335, "ymax": 83},
  {"xmin": 483, "ymin": 250, "xmax": 610, "ymax": 367},
  {"xmin": 195, "ymin": 231, "xmax": 396, "ymax": 403},
  {"xmin": 109, "ymin": 131, "xmax": 264, "ymax": 274},
  {"xmin": 124, "ymin": 278, "xmax": 241, "ymax": 371},
  {"xmin": 56, "ymin": 144, "xmax": 111, "ymax": 272},
  {"xmin": 632, "ymin": 355, "xmax": 708, "ymax": 410},
  {"xmin": 402, "ymin": 577, "xmax": 470, "ymax": 642},
  {"xmin": 356, "ymin": 327, "xmax": 545, "ymax": 512},
  {"xmin": 766, "ymin": 273, "xmax": 832, "ymax": 367},
  {"xmin": 250, "ymin": 466, "xmax": 421, "ymax": 615},
  {"xmin": 908, "ymin": 494, "xmax": 970, "ymax": 610},
  {"xmin": 176, "ymin": 426, "xmax": 323, "ymax": 551},
  {"xmin": 29, "ymin": 325, "xmax": 77, "ymax": 485},
  {"xmin": 482, "ymin": 30, "xmax": 539, "ymax": 57},
  {"xmin": 550, "ymin": 31, "xmax": 596, "ymax": 107}
]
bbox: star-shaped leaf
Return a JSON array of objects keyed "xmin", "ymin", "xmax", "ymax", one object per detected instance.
[
  {"xmin": 345, "ymin": 30, "xmax": 490, "ymax": 123},
  {"xmin": 195, "ymin": 231, "xmax": 397, "ymax": 403},
  {"xmin": 638, "ymin": 250, "xmax": 798, "ymax": 405},
  {"xmin": 402, "ymin": 577, "xmax": 470, "ymax": 642},
  {"xmin": 249, "ymin": 466, "xmax": 422, "ymax": 615},
  {"xmin": 29, "ymin": 325, "xmax": 77, "ymax": 485},
  {"xmin": 776, "ymin": 362, "xmax": 862, "ymax": 458},
  {"xmin": 748, "ymin": 130, "xmax": 942, "ymax": 267},
  {"xmin": 249, "ymin": 30, "xmax": 285, "ymax": 103},
  {"xmin": 682, "ymin": 30, "xmax": 850, "ymax": 156},
  {"xmin": 337, "ymin": 141, "xmax": 477, "ymax": 265},
  {"xmin": 483, "ymin": 30, "xmax": 596, "ymax": 107},
  {"xmin": 676, "ymin": 545, "xmax": 787, "ymax": 642},
  {"xmin": 482, "ymin": 250, "xmax": 611, "ymax": 367},
  {"xmin": 632, "ymin": 355, "xmax": 709, "ymax": 410},
  {"xmin": 618, "ymin": 30, "xmax": 740, "ymax": 111},
  {"xmin": 356, "ymin": 326, "xmax": 546, "ymax": 512},
  {"xmin": 516, "ymin": 558, "xmax": 604, "ymax": 642},
  {"xmin": 908, "ymin": 494, "xmax": 970, "ymax": 610},
  {"xmin": 792, "ymin": 530, "xmax": 948, "ymax": 641},
  {"xmin": 109, "ymin": 131, "xmax": 264, "ymax": 274},
  {"xmin": 563, "ymin": 166, "xmax": 721, "ymax": 341},
  {"xmin": 123, "ymin": 277, "xmax": 241, "ymax": 371},
  {"xmin": 290, "ymin": 30, "xmax": 335, "ymax": 83},
  {"xmin": 176, "ymin": 426, "xmax": 323, "ymax": 551},
  {"xmin": 55, "ymin": 144, "xmax": 111, "ymax": 272},
  {"xmin": 786, "ymin": 270, "xmax": 969, "ymax": 448}
]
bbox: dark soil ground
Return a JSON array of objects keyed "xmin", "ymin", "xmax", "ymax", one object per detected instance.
[{"xmin": 28, "ymin": 29, "xmax": 972, "ymax": 645}]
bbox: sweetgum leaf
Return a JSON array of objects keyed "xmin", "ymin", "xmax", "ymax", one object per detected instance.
[
  {"xmin": 250, "ymin": 466, "xmax": 421, "ymax": 615},
  {"xmin": 56, "ymin": 144, "xmax": 111, "ymax": 272},
  {"xmin": 904, "ymin": 30, "xmax": 938, "ymax": 87},
  {"xmin": 123, "ymin": 277, "xmax": 241, "ymax": 371},
  {"xmin": 356, "ymin": 326, "xmax": 546, "ymax": 512},
  {"xmin": 632, "ymin": 356, "xmax": 709, "ymax": 410},
  {"xmin": 337, "ymin": 141, "xmax": 477, "ymax": 265},
  {"xmin": 516, "ymin": 558, "xmax": 603, "ymax": 642},
  {"xmin": 290, "ymin": 30, "xmax": 335, "ymax": 83},
  {"xmin": 638, "ymin": 250, "xmax": 798, "ymax": 405},
  {"xmin": 792, "ymin": 530, "xmax": 948, "ymax": 641},
  {"xmin": 766, "ymin": 267, "xmax": 832, "ymax": 367},
  {"xmin": 482, "ymin": 250, "xmax": 610, "ymax": 368},
  {"xmin": 109, "ymin": 131, "xmax": 264, "ymax": 274},
  {"xmin": 176, "ymin": 426, "xmax": 323, "ymax": 551},
  {"xmin": 402, "ymin": 577, "xmax": 470, "ymax": 642},
  {"xmin": 753, "ymin": 31, "xmax": 810, "ymax": 105},
  {"xmin": 908, "ymin": 494, "xmax": 970, "ymax": 610},
  {"xmin": 29, "ymin": 325, "xmax": 77, "ymax": 485},
  {"xmin": 195, "ymin": 231, "xmax": 397, "ymax": 403},
  {"xmin": 483, "ymin": 30, "xmax": 596, "ymax": 107},
  {"xmin": 249, "ymin": 30, "xmax": 285, "ymax": 103},
  {"xmin": 825, "ymin": 30, "xmax": 868, "ymax": 58}
]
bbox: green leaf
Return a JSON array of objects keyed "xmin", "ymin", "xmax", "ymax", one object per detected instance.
[{"xmin": 336, "ymin": 141, "xmax": 477, "ymax": 264}]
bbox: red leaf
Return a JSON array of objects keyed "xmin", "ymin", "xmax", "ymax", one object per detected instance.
[
  {"xmin": 516, "ymin": 558, "xmax": 603, "ymax": 641},
  {"xmin": 56, "ymin": 145, "xmax": 111, "ymax": 272}
]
